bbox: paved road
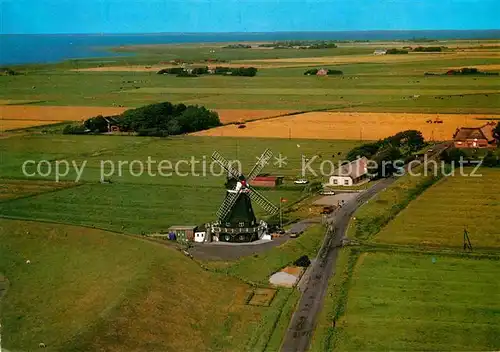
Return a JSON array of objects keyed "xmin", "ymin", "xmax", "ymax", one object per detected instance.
[
  {"xmin": 281, "ymin": 142, "xmax": 450, "ymax": 352},
  {"xmin": 280, "ymin": 177, "xmax": 396, "ymax": 352}
]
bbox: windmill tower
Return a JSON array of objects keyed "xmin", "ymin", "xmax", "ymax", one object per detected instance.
[{"xmin": 209, "ymin": 149, "xmax": 279, "ymax": 242}]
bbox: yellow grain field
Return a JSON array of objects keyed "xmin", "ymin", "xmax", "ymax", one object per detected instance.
[
  {"xmin": 0, "ymin": 105, "xmax": 129, "ymax": 131},
  {"xmin": 192, "ymin": 112, "xmax": 499, "ymax": 141}
]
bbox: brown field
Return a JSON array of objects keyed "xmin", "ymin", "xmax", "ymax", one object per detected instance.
[
  {"xmin": 449, "ymin": 64, "xmax": 500, "ymax": 71},
  {"xmin": 192, "ymin": 111, "xmax": 500, "ymax": 141},
  {"xmin": 0, "ymin": 179, "xmax": 77, "ymax": 201},
  {"xmin": 237, "ymin": 52, "xmax": 500, "ymax": 65},
  {"xmin": 0, "ymin": 105, "xmax": 129, "ymax": 131},
  {"xmin": 0, "ymin": 105, "xmax": 292, "ymax": 130}
]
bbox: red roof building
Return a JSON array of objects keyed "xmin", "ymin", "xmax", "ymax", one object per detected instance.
[
  {"xmin": 316, "ymin": 68, "xmax": 328, "ymax": 76},
  {"xmin": 453, "ymin": 122, "xmax": 497, "ymax": 149},
  {"xmin": 251, "ymin": 176, "xmax": 283, "ymax": 188}
]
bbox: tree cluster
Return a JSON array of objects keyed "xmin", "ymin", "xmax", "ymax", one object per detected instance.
[
  {"xmin": 425, "ymin": 67, "xmax": 499, "ymax": 76},
  {"xmin": 386, "ymin": 48, "xmax": 409, "ymax": 55},
  {"xmin": 494, "ymin": 122, "xmax": 500, "ymax": 142},
  {"xmin": 0, "ymin": 67, "xmax": 19, "ymax": 76},
  {"xmin": 346, "ymin": 130, "xmax": 426, "ymax": 178},
  {"xmin": 214, "ymin": 67, "xmax": 258, "ymax": 77},
  {"xmin": 258, "ymin": 41, "xmax": 338, "ymax": 49},
  {"xmin": 157, "ymin": 66, "xmax": 257, "ymax": 77},
  {"xmin": 64, "ymin": 102, "xmax": 222, "ymax": 137},
  {"xmin": 413, "ymin": 46, "xmax": 443, "ymax": 52},
  {"xmin": 441, "ymin": 148, "xmax": 499, "ymax": 168},
  {"xmin": 223, "ymin": 44, "xmax": 252, "ymax": 49}
]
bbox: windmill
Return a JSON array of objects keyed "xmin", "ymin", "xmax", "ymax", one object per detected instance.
[{"xmin": 209, "ymin": 149, "xmax": 279, "ymax": 242}]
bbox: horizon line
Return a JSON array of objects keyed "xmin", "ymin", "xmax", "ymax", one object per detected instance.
[{"xmin": 2, "ymin": 28, "xmax": 500, "ymax": 36}]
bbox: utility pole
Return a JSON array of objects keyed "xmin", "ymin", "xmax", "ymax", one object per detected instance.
[
  {"xmin": 279, "ymin": 198, "xmax": 283, "ymax": 229},
  {"xmin": 463, "ymin": 227, "xmax": 473, "ymax": 252}
]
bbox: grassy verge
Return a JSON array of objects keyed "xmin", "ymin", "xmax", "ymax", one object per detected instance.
[
  {"xmin": 216, "ymin": 224, "xmax": 325, "ymax": 285},
  {"xmin": 244, "ymin": 288, "xmax": 300, "ymax": 352},
  {"xmin": 309, "ymin": 248, "xmax": 356, "ymax": 352}
]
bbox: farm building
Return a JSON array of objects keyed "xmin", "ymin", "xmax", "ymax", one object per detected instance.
[
  {"xmin": 251, "ymin": 176, "xmax": 284, "ymax": 188},
  {"xmin": 328, "ymin": 157, "xmax": 369, "ymax": 187},
  {"xmin": 316, "ymin": 68, "xmax": 329, "ymax": 76},
  {"xmin": 453, "ymin": 122, "xmax": 497, "ymax": 149},
  {"xmin": 168, "ymin": 225, "xmax": 198, "ymax": 242},
  {"xmin": 103, "ymin": 116, "xmax": 121, "ymax": 133},
  {"xmin": 373, "ymin": 49, "xmax": 387, "ymax": 55}
]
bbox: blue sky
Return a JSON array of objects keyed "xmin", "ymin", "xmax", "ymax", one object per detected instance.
[{"xmin": 1, "ymin": 0, "xmax": 498, "ymax": 34}]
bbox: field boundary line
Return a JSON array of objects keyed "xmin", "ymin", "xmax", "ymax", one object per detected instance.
[
  {"xmin": 0, "ymin": 181, "xmax": 87, "ymax": 205},
  {"xmin": 355, "ymin": 242, "xmax": 500, "ymax": 260},
  {"xmin": 0, "ymin": 214, "xmax": 130, "ymax": 236}
]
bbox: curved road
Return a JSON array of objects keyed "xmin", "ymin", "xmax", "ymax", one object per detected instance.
[{"xmin": 281, "ymin": 143, "xmax": 449, "ymax": 352}]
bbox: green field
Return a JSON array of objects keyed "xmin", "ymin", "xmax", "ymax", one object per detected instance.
[
  {"xmin": 0, "ymin": 134, "xmax": 358, "ymax": 233},
  {"xmin": 375, "ymin": 169, "xmax": 500, "ymax": 249},
  {"xmin": 1, "ymin": 41, "xmax": 499, "ymax": 112},
  {"xmin": 0, "ymin": 219, "xmax": 258, "ymax": 351},
  {"xmin": 328, "ymin": 252, "xmax": 500, "ymax": 351},
  {"xmin": 2, "ymin": 39, "xmax": 500, "ymax": 352},
  {"xmin": 347, "ymin": 164, "xmax": 445, "ymax": 241},
  {"xmin": 0, "ymin": 218, "xmax": 315, "ymax": 351}
]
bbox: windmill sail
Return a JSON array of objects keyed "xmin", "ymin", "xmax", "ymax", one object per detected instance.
[
  {"xmin": 216, "ymin": 191, "xmax": 240, "ymax": 221},
  {"xmin": 247, "ymin": 149, "xmax": 273, "ymax": 181},
  {"xmin": 248, "ymin": 186, "xmax": 279, "ymax": 215},
  {"xmin": 211, "ymin": 151, "xmax": 242, "ymax": 179}
]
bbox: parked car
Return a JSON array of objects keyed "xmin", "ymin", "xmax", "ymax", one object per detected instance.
[
  {"xmin": 294, "ymin": 179, "xmax": 309, "ymax": 184},
  {"xmin": 321, "ymin": 190, "xmax": 336, "ymax": 195}
]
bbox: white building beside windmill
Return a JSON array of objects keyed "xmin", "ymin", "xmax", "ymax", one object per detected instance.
[{"xmin": 328, "ymin": 157, "xmax": 369, "ymax": 187}]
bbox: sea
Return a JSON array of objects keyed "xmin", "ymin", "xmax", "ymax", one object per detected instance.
[{"xmin": 1, "ymin": 30, "xmax": 499, "ymax": 66}]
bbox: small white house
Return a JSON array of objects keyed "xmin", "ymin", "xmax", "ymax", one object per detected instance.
[
  {"xmin": 194, "ymin": 231, "xmax": 206, "ymax": 243},
  {"xmin": 329, "ymin": 157, "xmax": 369, "ymax": 187},
  {"xmin": 373, "ymin": 49, "xmax": 387, "ymax": 55}
]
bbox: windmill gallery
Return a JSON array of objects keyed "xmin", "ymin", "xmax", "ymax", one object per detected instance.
[{"xmin": 165, "ymin": 149, "xmax": 284, "ymax": 243}]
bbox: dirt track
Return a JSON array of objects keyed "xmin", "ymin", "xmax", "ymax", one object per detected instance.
[{"xmin": 192, "ymin": 111, "xmax": 499, "ymax": 141}]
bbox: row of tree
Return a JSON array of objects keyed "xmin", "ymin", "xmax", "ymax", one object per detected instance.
[
  {"xmin": 346, "ymin": 130, "xmax": 426, "ymax": 178},
  {"xmin": 63, "ymin": 102, "xmax": 222, "ymax": 137},
  {"xmin": 412, "ymin": 46, "xmax": 443, "ymax": 52},
  {"xmin": 386, "ymin": 48, "xmax": 409, "ymax": 55},
  {"xmin": 442, "ymin": 149, "xmax": 500, "ymax": 168},
  {"xmin": 157, "ymin": 66, "xmax": 258, "ymax": 77},
  {"xmin": 223, "ymin": 44, "xmax": 252, "ymax": 49},
  {"xmin": 258, "ymin": 41, "xmax": 338, "ymax": 49},
  {"xmin": 425, "ymin": 68, "xmax": 499, "ymax": 76}
]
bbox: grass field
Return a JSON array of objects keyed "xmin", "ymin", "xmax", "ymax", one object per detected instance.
[
  {"xmin": 217, "ymin": 224, "xmax": 325, "ymax": 284},
  {"xmin": 0, "ymin": 179, "xmax": 77, "ymax": 200},
  {"xmin": 0, "ymin": 134, "xmax": 358, "ymax": 233},
  {"xmin": 329, "ymin": 252, "xmax": 500, "ymax": 351},
  {"xmin": 2, "ymin": 39, "xmax": 500, "ymax": 351},
  {"xmin": 375, "ymin": 169, "xmax": 500, "ymax": 250},
  {"xmin": 0, "ymin": 218, "xmax": 306, "ymax": 351},
  {"xmin": 1, "ymin": 41, "xmax": 499, "ymax": 114},
  {"xmin": 347, "ymin": 165, "xmax": 445, "ymax": 241}
]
